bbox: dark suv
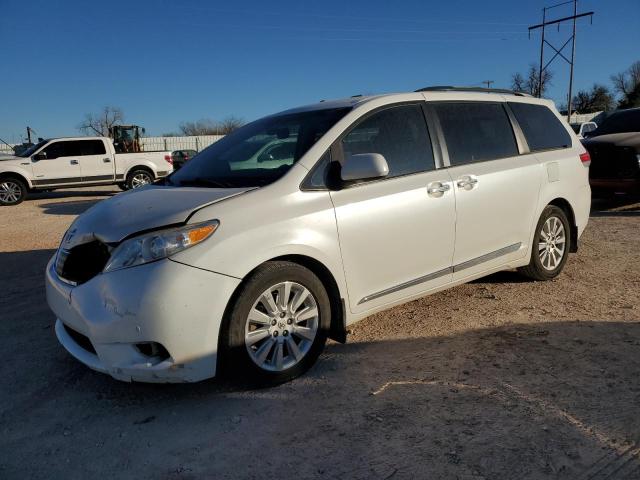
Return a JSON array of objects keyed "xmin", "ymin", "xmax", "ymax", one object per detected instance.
[{"xmin": 582, "ymin": 108, "xmax": 640, "ymax": 196}]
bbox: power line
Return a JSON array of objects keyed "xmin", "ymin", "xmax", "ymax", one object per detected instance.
[{"xmin": 528, "ymin": 0, "xmax": 594, "ymax": 120}]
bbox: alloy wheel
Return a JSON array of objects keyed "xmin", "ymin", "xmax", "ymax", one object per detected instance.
[
  {"xmin": 244, "ymin": 281, "xmax": 319, "ymax": 372},
  {"xmin": 538, "ymin": 216, "xmax": 566, "ymax": 271},
  {"xmin": 131, "ymin": 173, "xmax": 151, "ymax": 188},
  {"xmin": 0, "ymin": 181, "xmax": 22, "ymax": 204}
]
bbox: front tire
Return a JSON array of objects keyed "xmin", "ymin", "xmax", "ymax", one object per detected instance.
[
  {"xmin": 0, "ymin": 177, "xmax": 27, "ymax": 206},
  {"xmin": 518, "ymin": 205, "xmax": 571, "ymax": 281},
  {"xmin": 221, "ymin": 261, "xmax": 331, "ymax": 386},
  {"xmin": 126, "ymin": 169, "xmax": 153, "ymax": 190}
]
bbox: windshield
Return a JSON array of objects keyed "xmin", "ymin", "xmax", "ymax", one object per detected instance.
[
  {"xmin": 17, "ymin": 140, "xmax": 48, "ymax": 157},
  {"xmin": 168, "ymin": 107, "xmax": 350, "ymax": 188},
  {"xmin": 591, "ymin": 109, "xmax": 640, "ymax": 136}
]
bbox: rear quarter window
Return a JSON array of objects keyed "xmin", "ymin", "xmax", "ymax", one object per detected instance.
[{"xmin": 508, "ymin": 102, "xmax": 572, "ymax": 151}]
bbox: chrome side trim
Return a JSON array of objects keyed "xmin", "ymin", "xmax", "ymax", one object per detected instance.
[
  {"xmin": 453, "ymin": 242, "xmax": 522, "ymax": 273},
  {"xmin": 357, "ymin": 267, "xmax": 452, "ymax": 305},
  {"xmin": 357, "ymin": 242, "xmax": 522, "ymax": 305}
]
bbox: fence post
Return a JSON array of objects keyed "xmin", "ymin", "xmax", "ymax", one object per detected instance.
[
  {"xmin": 164, "ymin": 138, "xmax": 167, "ymax": 151},
  {"xmin": 196, "ymin": 137, "xmax": 199, "ymax": 152}
]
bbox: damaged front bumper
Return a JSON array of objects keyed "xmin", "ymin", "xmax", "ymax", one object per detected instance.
[{"xmin": 46, "ymin": 255, "xmax": 240, "ymax": 383}]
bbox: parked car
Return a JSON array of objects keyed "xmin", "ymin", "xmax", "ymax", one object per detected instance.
[
  {"xmin": 581, "ymin": 107, "xmax": 640, "ymax": 196},
  {"xmin": 570, "ymin": 121, "xmax": 597, "ymax": 139},
  {"xmin": 46, "ymin": 88, "xmax": 591, "ymax": 385},
  {"xmin": 0, "ymin": 137, "xmax": 173, "ymax": 205},
  {"xmin": 171, "ymin": 149, "xmax": 198, "ymax": 170}
]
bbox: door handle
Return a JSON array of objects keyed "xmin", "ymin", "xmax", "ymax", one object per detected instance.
[
  {"xmin": 70, "ymin": 159, "xmax": 79, "ymax": 165},
  {"xmin": 103, "ymin": 158, "xmax": 111, "ymax": 163},
  {"xmin": 427, "ymin": 181, "xmax": 451, "ymax": 197},
  {"xmin": 456, "ymin": 175, "xmax": 478, "ymax": 190}
]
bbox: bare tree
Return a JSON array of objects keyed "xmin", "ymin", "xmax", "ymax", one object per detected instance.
[
  {"xmin": 611, "ymin": 60, "xmax": 640, "ymax": 107},
  {"xmin": 78, "ymin": 107, "xmax": 124, "ymax": 136},
  {"xmin": 216, "ymin": 116, "xmax": 244, "ymax": 134},
  {"xmin": 511, "ymin": 64, "xmax": 553, "ymax": 97},
  {"xmin": 179, "ymin": 116, "xmax": 245, "ymax": 136},
  {"xmin": 179, "ymin": 119, "xmax": 218, "ymax": 136}
]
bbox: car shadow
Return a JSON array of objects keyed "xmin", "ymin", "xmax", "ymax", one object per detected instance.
[
  {"xmin": 591, "ymin": 196, "xmax": 640, "ymax": 217},
  {"xmin": 39, "ymin": 199, "xmax": 104, "ymax": 215},
  {"xmin": 28, "ymin": 188, "xmax": 116, "ymax": 201}
]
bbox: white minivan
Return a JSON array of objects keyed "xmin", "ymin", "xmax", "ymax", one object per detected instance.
[{"xmin": 46, "ymin": 88, "xmax": 591, "ymax": 385}]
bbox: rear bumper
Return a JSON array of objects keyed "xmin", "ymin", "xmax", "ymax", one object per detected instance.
[{"xmin": 46, "ymin": 256, "xmax": 240, "ymax": 383}]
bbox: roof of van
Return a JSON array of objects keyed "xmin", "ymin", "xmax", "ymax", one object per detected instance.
[{"xmin": 277, "ymin": 89, "xmax": 552, "ymax": 116}]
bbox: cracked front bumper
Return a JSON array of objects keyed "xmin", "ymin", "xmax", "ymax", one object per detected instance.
[{"xmin": 46, "ymin": 256, "xmax": 240, "ymax": 383}]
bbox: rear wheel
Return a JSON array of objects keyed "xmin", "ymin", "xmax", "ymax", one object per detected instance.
[
  {"xmin": 518, "ymin": 205, "xmax": 571, "ymax": 281},
  {"xmin": 221, "ymin": 261, "xmax": 330, "ymax": 386},
  {"xmin": 126, "ymin": 169, "xmax": 153, "ymax": 190},
  {"xmin": 0, "ymin": 177, "xmax": 27, "ymax": 206}
]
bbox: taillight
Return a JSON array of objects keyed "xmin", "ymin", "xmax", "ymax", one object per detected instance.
[
  {"xmin": 579, "ymin": 151, "xmax": 591, "ymax": 167},
  {"xmin": 164, "ymin": 154, "xmax": 173, "ymax": 165}
]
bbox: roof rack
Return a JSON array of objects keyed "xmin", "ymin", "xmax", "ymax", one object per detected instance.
[{"xmin": 415, "ymin": 86, "xmax": 532, "ymax": 97}]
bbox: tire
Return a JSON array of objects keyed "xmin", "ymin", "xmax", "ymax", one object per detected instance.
[
  {"xmin": 125, "ymin": 169, "xmax": 153, "ymax": 190},
  {"xmin": 117, "ymin": 183, "xmax": 128, "ymax": 191},
  {"xmin": 220, "ymin": 261, "xmax": 331, "ymax": 386},
  {"xmin": 0, "ymin": 177, "xmax": 27, "ymax": 206},
  {"xmin": 518, "ymin": 205, "xmax": 571, "ymax": 281}
]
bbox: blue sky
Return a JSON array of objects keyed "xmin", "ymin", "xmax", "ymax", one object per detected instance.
[{"xmin": 1, "ymin": 0, "xmax": 638, "ymax": 142}]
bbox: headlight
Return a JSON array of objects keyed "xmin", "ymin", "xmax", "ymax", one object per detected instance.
[{"xmin": 103, "ymin": 220, "xmax": 219, "ymax": 273}]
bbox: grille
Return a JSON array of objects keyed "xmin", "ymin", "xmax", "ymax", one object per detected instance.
[
  {"xmin": 55, "ymin": 240, "xmax": 111, "ymax": 285},
  {"xmin": 63, "ymin": 324, "xmax": 96, "ymax": 355}
]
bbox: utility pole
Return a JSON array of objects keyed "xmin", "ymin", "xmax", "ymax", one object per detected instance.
[
  {"xmin": 26, "ymin": 126, "xmax": 32, "ymax": 144},
  {"xmin": 483, "ymin": 80, "xmax": 494, "ymax": 89},
  {"xmin": 528, "ymin": 0, "xmax": 594, "ymax": 120}
]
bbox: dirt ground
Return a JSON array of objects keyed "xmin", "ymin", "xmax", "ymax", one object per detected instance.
[{"xmin": 1, "ymin": 187, "xmax": 639, "ymax": 479}]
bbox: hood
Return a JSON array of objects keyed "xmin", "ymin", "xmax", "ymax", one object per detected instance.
[
  {"xmin": 0, "ymin": 155, "xmax": 22, "ymax": 163},
  {"xmin": 66, "ymin": 185, "xmax": 253, "ymax": 246},
  {"xmin": 584, "ymin": 132, "xmax": 640, "ymax": 149}
]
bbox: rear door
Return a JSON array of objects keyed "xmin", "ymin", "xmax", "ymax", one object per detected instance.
[
  {"xmin": 329, "ymin": 103, "xmax": 456, "ymax": 314},
  {"xmin": 31, "ymin": 140, "xmax": 83, "ymax": 186},
  {"xmin": 430, "ymin": 101, "xmax": 542, "ymax": 280},
  {"xmin": 76, "ymin": 139, "xmax": 114, "ymax": 182}
]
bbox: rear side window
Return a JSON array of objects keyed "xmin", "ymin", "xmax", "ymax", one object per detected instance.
[
  {"xmin": 78, "ymin": 140, "xmax": 106, "ymax": 155},
  {"xmin": 508, "ymin": 102, "xmax": 571, "ymax": 151},
  {"xmin": 341, "ymin": 104, "xmax": 435, "ymax": 178},
  {"xmin": 433, "ymin": 102, "xmax": 518, "ymax": 165}
]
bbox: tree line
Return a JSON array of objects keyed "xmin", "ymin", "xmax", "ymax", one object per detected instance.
[{"xmin": 511, "ymin": 60, "xmax": 640, "ymax": 114}]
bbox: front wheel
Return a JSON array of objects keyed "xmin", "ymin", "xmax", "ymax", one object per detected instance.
[
  {"xmin": 126, "ymin": 170, "xmax": 153, "ymax": 190},
  {"xmin": 518, "ymin": 205, "xmax": 571, "ymax": 281},
  {"xmin": 221, "ymin": 261, "xmax": 331, "ymax": 386},
  {"xmin": 0, "ymin": 177, "xmax": 27, "ymax": 206}
]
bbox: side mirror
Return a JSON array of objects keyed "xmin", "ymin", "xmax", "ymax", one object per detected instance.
[
  {"xmin": 341, "ymin": 153, "xmax": 389, "ymax": 182},
  {"xmin": 33, "ymin": 152, "xmax": 47, "ymax": 161}
]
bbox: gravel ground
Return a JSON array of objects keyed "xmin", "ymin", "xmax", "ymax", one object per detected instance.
[{"xmin": 1, "ymin": 187, "xmax": 639, "ymax": 479}]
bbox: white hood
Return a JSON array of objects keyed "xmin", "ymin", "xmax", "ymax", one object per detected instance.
[{"xmin": 66, "ymin": 185, "xmax": 253, "ymax": 246}]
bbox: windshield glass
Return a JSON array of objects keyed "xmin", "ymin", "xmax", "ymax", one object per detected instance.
[
  {"xmin": 17, "ymin": 140, "xmax": 48, "ymax": 157},
  {"xmin": 168, "ymin": 107, "xmax": 350, "ymax": 188},
  {"xmin": 592, "ymin": 109, "xmax": 640, "ymax": 136}
]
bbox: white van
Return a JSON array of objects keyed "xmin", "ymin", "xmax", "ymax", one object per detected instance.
[{"xmin": 46, "ymin": 88, "xmax": 591, "ymax": 385}]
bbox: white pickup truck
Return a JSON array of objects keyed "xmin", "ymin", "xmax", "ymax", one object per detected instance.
[{"xmin": 0, "ymin": 137, "xmax": 173, "ymax": 205}]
